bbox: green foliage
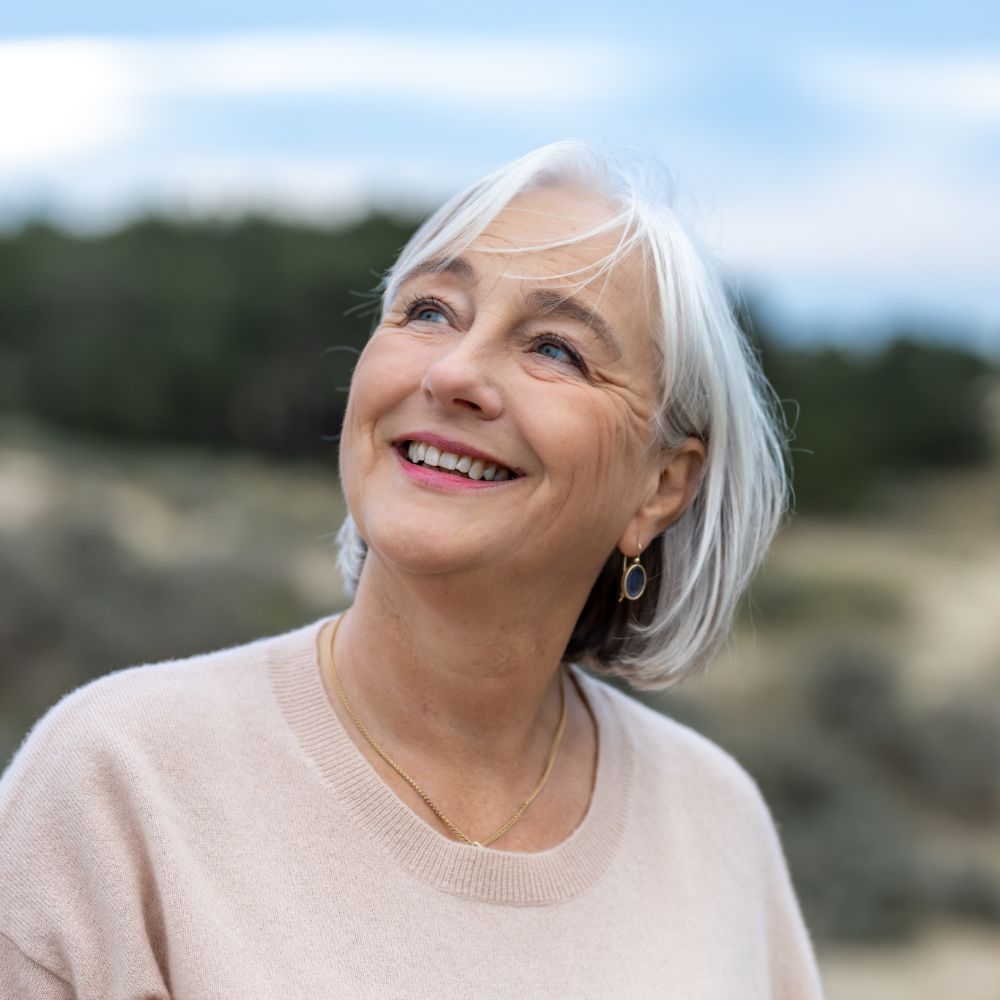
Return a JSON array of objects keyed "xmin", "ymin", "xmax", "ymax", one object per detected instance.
[
  {"xmin": 0, "ymin": 214, "xmax": 417, "ymax": 454},
  {"xmin": 745, "ymin": 320, "xmax": 996, "ymax": 511}
]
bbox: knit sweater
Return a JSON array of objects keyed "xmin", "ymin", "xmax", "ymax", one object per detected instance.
[{"xmin": 0, "ymin": 615, "xmax": 824, "ymax": 999}]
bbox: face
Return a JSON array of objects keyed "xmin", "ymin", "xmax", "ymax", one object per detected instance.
[{"xmin": 340, "ymin": 185, "xmax": 687, "ymax": 600}]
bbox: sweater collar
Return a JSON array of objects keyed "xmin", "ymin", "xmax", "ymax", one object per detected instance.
[{"xmin": 268, "ymin": 615, "xmax": 632, "ymax": 905}]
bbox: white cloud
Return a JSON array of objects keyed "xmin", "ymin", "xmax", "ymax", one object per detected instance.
[
  {"xmin": 719, "ymin": 166, "xmax": 996, "ymax": 273},
  {"xmin": 0, "ymin": 150, "xmax": 479, "ymax": 231},
  {"xmin": 712, "ymin": 152, "xmax": 1000, "ymax": 329},
  {"xmin": 0, "ymin": 32, "xmax": 633, "ymax": 173},
  {"xmin": 62, "ymin": 155, "xmax": 376, "ymax": 225},
  {"xmin": 126, "ymin": 31, "xmax": 630, "ymax": 103},
  {"xmin": 803, "ymin": 49, "xmax": 1000, "ymax": 126},
  {"xmin": 0, "ymin": 38, "xmax": 140, "ymax": 168}
]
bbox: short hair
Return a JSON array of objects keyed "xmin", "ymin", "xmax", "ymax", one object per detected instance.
[{"xmin": 336, "ymin": 140, "xmax": 790, "ymax": 690}]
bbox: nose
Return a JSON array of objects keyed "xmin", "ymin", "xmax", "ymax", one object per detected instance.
[{"xmin": 419, "ymin": 327, "xmax": 504, "ymax": 420}]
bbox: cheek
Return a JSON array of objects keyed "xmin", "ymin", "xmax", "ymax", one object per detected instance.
[
  {"xmin": 339, "ymin": 334, "xmax": 421, "ymax": 489},
  {"xmin": 528, "ymin": 387, "xmax": 647, "ymax": 502},
  {"xmin": 341, "ymin": 332, "xmax": 429, "ymax": 438},
  {"xmin": 348, "ymin": 333, "xmax": 422, "ymax": 418}
]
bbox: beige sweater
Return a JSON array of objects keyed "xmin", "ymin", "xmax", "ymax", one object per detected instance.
[{"xmin": 1, "ymin": 615, "xmax": 824, "ymax": 999}]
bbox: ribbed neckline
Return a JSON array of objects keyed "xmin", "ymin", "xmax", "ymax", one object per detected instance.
[{"xmin": 267, "ymin": 615, "xmax": 632, "ymax": 905}]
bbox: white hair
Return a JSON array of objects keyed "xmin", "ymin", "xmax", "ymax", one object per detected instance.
[{"xmin": 337, "ymin": 140, "xmax": 790, "ymax": 690}]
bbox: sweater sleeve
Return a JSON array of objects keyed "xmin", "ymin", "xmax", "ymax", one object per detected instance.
[
  {"xmin": 663, "ymin": 714, "xmax": 826, "ymax": 999},
  {"xmin": 0, "ymin": 930, "xmax": 74, "ymax": 999},
  {"xmin": 748, "ymin": 780, "xmax": 826, "ymax": 999},
  {"xmin": 0, "ymin": 681, "xmax": 172, "ymax": 999}
]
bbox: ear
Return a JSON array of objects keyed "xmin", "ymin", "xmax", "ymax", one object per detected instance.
[{"xmin": 617, "ymin": 436, "xmax": 705, "ymax": 554}]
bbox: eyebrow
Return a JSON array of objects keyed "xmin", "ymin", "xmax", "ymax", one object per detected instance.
[
  {"xmin": 523, "ymin": 288, "xmax": 624, "ymax": 359},
  {"xmin": 394, "ymin": 255, "xmax": 476, "ymax": 287},
  {"xmin": 395, "ymin": 254, "xmax": 624, "ymax": 358}
]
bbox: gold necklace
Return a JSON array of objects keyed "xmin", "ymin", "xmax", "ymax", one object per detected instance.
[{"xmin": 325, "ymin": 614, "xmax": 567, "ymax": 848}]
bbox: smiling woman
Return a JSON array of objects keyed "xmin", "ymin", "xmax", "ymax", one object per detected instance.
[
  {"xmin": 0, "ymin": 142, "xmax": 824, "ymax": 999},
  {"xmin": 339, "ymin": 151, "xmax": 786, "ymax": 687}
]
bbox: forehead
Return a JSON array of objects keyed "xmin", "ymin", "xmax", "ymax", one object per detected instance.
[
  {"xmin": 470, "ymin": 185, "xmax": 636, "ymax": 282},
  {"xmin": 467, "ymin": 185, "xmax": 652, "ymax": 347},
  {"xmin": 390, "ymin": 184, "xmax": 661, "ymax": 381}
]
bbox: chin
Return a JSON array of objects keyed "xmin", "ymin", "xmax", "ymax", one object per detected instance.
[{"xmin": 354, "ymin": 506, "xmax": 491, "ymax": 580}]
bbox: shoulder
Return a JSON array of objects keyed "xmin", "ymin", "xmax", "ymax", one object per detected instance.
[
  {"xmin": 583, "ymin": 671, "xmax": 777, "ymax": 838},
  {"xmin": 1, "ymin": 625, "xmax": 287, "ymax": 802},
  {"xmin": 0, "ymin": 624, "xmax": 299, "ymax": 989},
  {"xmin": 0, "ymin": 624, "xmax": 307, "ymax": 978},
  {"xmin": 581, "ymin": 671, "xmax": 803, "ymax": 910},
  {"xmin": 0, "ymin": 625, "xmax": 296, "ymax": 960},
  {"xmin": 581, "ymin": 676, "xmax": 825, "ymax": 997}
]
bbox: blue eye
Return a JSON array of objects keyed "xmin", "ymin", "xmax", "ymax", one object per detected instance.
[
  {"xmin": 400, "ymin": 295, "xmax": 451, "ymax": 325},
  {"xmin": 534, "ymin": 336, "xmax": 585, "ymax": 371},
  {"xmin": 415, "ymin": 306, "xmax": 448, "ymax": 324},
  {"xmin": 537, "ymin": 341, "xmax": 572, "ymax": 362}
]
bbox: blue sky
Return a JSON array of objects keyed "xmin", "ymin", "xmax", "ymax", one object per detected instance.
[{"xmin": 2, "ymin": 3, "xmax": 999, "ymax": 346}]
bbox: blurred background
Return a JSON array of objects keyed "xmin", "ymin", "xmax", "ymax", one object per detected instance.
[{"xmin": 1, "ymin": 4, "xmax": 998, "ymax": 997}]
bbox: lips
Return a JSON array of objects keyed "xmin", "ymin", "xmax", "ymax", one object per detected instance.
[
  {"xmin": 392, "ymin": 431, "xmax": 521, "ymax": 479},
  {"xmin": 401, "ymin": 439, "xmax": 516, "ymax": 481}
]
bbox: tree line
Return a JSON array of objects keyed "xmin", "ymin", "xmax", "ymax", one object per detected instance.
[{"xmin": 0, "ymin": 214, "xmax": 995, "ymax": 513}]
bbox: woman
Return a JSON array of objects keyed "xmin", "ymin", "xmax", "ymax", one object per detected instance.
[{"xmin": 0, "ymin": 143, "xmax": 824, "ymax": 998}]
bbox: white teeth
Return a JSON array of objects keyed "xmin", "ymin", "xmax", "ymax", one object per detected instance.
[{"xmin": 404, "ymin": 441, "xmax": 514, "ymax": 481}]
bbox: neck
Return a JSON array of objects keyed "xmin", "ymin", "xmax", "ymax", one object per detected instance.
[{"xmin": 330, "ymin": 552, "xmax": 590, "ymax": 780}]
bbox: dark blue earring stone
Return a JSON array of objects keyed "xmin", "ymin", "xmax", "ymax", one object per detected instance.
[{"xmin": 624, "ymin": 562, "xmax": 647, "ymax": 600}]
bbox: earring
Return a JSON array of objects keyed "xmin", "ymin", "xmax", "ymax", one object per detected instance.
[{"xmin": 618, "ymin": 546, "xmax": 647, "ymax": 602}]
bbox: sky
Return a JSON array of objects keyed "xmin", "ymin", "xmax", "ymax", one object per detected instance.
[{"xmin": 2, "ymin": 2, "xmax": 999, "ymax": 347}]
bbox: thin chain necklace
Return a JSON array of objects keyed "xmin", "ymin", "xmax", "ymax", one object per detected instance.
[{"xmin": 325, "ymin": 614, "xmax": 567, "ymax": 848}]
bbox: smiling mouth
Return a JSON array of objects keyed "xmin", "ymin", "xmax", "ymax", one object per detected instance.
[{"xmin": 399, "ymin": 440, "xmax": 519, "ymax": 482}]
